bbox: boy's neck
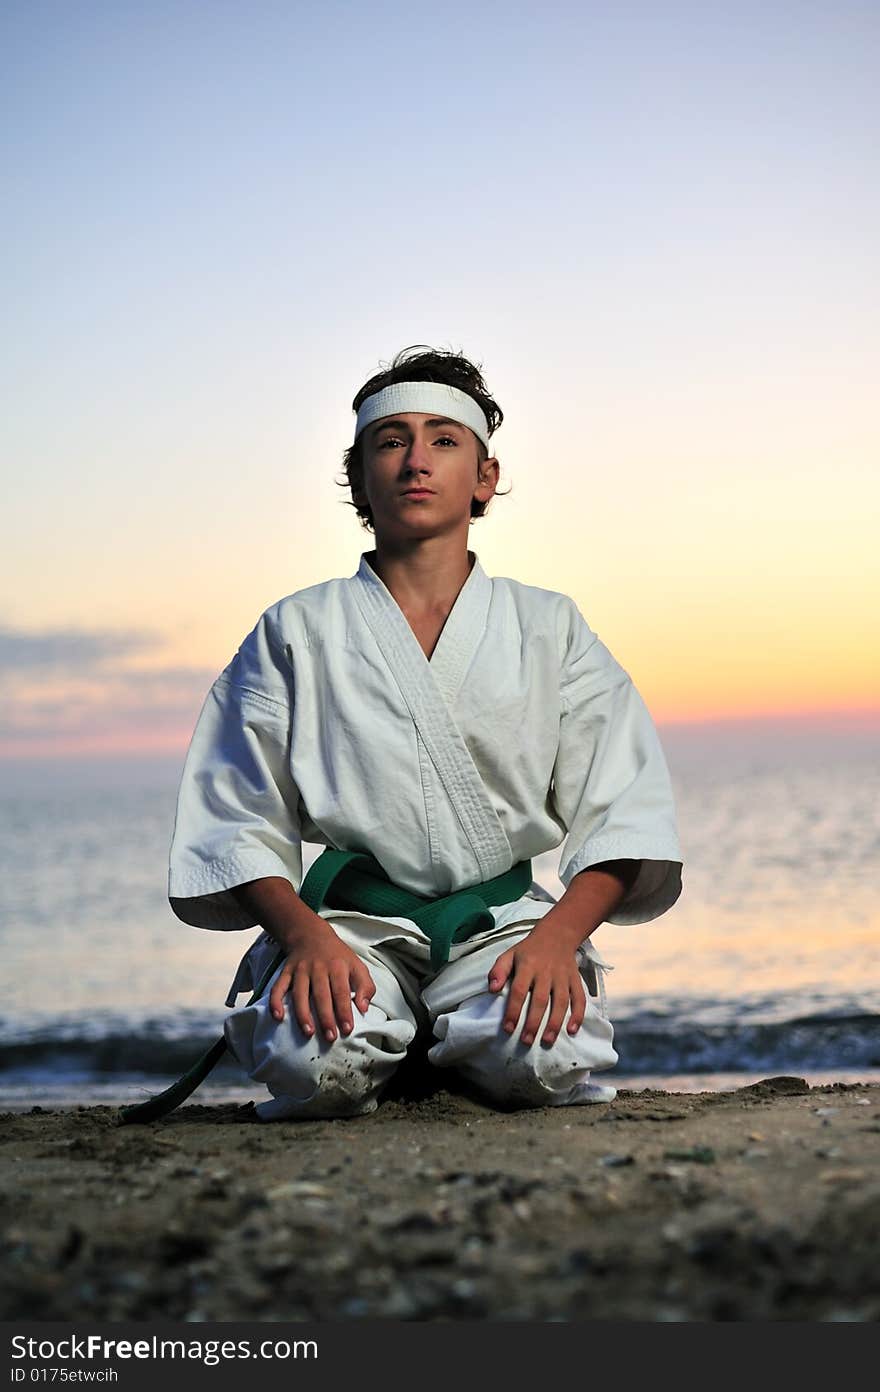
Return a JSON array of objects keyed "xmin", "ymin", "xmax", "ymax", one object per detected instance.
[{"xmin": 366, "ymin": 539, "xmax": 475, "ymax": 616}]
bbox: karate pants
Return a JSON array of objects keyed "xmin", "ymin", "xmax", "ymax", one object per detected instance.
[{"xmin": 223, "ymin": 907, "xmax": 618, "ymax": 1122}]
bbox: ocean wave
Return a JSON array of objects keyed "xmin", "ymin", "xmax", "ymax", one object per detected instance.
[
  {"xmin": 611, "ymin": 1010, "xmax": 880, "ymax": 1073},
  {"xmin": 0, "ymin": 1007, "xmax": 878, "ymax": 1080}
]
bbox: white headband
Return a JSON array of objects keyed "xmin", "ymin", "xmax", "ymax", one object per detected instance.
[{"xmin": 353, "ymin": 382, "xmax": 491, "ymax": 450}]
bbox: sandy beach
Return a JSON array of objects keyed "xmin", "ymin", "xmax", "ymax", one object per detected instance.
[{"xmin": 1, "ymin": 1076, "xmax": 878, "ymax": 1323}]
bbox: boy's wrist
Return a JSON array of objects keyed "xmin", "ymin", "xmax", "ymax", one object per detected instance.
[
  {"xmin": 529, "ymin": 913, "xmax": 590, "ymax": 955},
  {"xmin": 270, "ymin": 913, "xmax": 336, "ymax": 954}
]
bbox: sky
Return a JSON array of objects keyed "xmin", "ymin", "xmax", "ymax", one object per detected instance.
[{"xmin": 2, "ymin": 0, "xmax": 878, "ymax": 760}]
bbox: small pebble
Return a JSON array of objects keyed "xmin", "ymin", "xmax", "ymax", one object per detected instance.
[
  {"xmin": 820, "ymin": 1169, "xmax": 866, "ymax": 1184},
  {"xmin": 663, "ymin": 1146, "xmax": 716, "ymax": 1165},
  {"xmin": 341, "ymin": 1297, "xmax": 370, "ymax": 1318},
  {"xmin": 266, "ymin": 1181, "xmax": 332, "ymax": 1201}
]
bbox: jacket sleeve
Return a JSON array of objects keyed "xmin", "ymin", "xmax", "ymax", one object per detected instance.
[
  {"xmin": 549, "ymin": 597, "xmax": 683, "ymax": 924},
  {"xmin": 167, "ymin": 607, "xmax": 304, "ymax": 930}
]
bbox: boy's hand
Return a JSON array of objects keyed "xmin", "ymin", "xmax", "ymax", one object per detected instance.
[
  {"xmin": 487, "ymin": 922, "xmax": 587, "ymax": 1047},
  {"xmin": 269, "ymin": 923, "xmax": 376, "ymax": 1044},
  {"xmin": 485, "ymin": 862, "xmax": 632, "ymax": 1045}
]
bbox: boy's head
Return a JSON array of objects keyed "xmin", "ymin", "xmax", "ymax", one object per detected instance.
[{"xmin": 341, "ymin": 345, "xmax": 504, "ymax": 532}]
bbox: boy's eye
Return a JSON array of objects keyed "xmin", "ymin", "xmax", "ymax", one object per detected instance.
[{"xmin": 377, "ymin": 435, "xmax": 457, "ymax": 449}]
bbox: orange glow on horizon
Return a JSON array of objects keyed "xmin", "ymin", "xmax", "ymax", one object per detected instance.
[
  {"xmin": 0, "ymin": 730, "xmax": 198, "ymax": 760},
  {"xmin": 2, "ymin": 703, "xmax": 877, "ymax": 762},
  {"xmin": 655, "ymin": 702, "xmax": 880, "ymax": 730}
]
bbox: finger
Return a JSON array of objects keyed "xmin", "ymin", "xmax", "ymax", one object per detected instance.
[
  {"xmin": 353, "ymin": 964, "xmax": 376, "ymax": 1015},
  {"xmin": 520, "ymin": 978, "xmax": 551, "ymax": 1046},
  {"xmin": 310, "ymin": 971, "xmax": 338, "ymax": 1043},
  {"xmin": 488, "ymin": 949, "xmax": 513, "ymax": 993},
  {"xmin": 269, "ymin": 964, "xmax": 293, "ymax": 1023},
  {"xmin": 502, "ymin": 972, "xmax": 530, "ymax": 1034},
  {"xmin": 291, "ymin": 968, "xmax": 315, "ymax": 1037},
  {"xmin": 329, "ymin": 963, "xmax": 354, "ymax": 1035},
  {"xmin": 541, "ymin": 984, "xmax": 570, "ymax": 1046},
  {"xmin": 567, "ymin": 976, "xmax": 588, "ymax": 1035}
]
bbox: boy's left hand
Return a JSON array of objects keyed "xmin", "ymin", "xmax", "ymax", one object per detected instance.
[{"xmin": 487, "ymin": 922, "xmax": 587, "ymax": 1047}]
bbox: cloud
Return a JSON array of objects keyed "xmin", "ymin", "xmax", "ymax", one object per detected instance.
[
  {"xmin": 0, "ymin": 623, "xmax": 221, "ymax": 751},
  {"xmin": 0, "ymin": 625, "xmax": 160, "ymax": 672}
]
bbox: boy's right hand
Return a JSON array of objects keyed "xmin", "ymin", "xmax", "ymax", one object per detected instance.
[{"xmin": 268, "ymin": 920, "xmax": 376, "ymax": 1043}]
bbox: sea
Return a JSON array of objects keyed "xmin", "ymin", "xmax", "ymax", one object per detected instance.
[{"xmin": 1, "ymin": 721, "xmax": 878, "ymax": 1110}]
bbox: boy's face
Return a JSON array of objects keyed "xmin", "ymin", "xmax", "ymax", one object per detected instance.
[{"xmin": 357, "ymin": 412, "xmax": 499, "ymax": 539}]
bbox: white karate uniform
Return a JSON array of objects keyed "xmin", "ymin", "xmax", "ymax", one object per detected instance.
[{"xmin": 168, "ymin": 551, "xmax": 683, "ymax": 1119}]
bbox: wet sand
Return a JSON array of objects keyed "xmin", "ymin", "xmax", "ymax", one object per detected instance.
[{"xmin": 1, "ymin": 1077, "xmax": 878, "ymax": 1322}]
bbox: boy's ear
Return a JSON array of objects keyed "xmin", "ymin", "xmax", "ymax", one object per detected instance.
[{"xmin": 476, "ymin": 457, "xmax": 500, "ymax": 496}]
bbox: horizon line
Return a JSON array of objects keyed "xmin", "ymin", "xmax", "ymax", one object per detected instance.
[{"xmin": 0, "ymin": 704, "xmax": 878, "ymax": 763}]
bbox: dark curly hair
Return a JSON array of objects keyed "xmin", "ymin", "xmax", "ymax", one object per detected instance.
[{"xmin": 338, "ymin": 345, "xmax": 508, "ymax": 532}]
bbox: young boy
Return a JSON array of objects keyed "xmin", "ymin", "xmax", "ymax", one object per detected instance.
[{"xmin": 167, "ymin": 346, "xmax": 683, "ymax": 1120}]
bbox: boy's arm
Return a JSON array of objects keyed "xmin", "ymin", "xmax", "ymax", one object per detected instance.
[
  {"xmin": 168, "ymin": 609, "xmax": 306, "ymax": 931},
  {"xmin": 542, "ymin": 857, "xmax": 641, "ymax": 949},
  {"xmin": 551, "ymin": 597, "xmax": 683, "ymax": 925},
  {"xmin": 229, "ymin": 876, "xmax": 330, "ymax": 950}
]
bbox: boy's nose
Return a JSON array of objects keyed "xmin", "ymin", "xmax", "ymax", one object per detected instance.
[{"xmin": 402, "ymin": 440, "xmax": 432, "ymax": 472}]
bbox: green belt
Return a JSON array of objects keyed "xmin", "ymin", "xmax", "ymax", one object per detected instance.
[
  {"xmin": 305, "ymin": 848, "xmax": 532, "ymax": 969},
  {"xmin": 118, "ymin": 850, "xmax": 532, "ymax": 1125}
]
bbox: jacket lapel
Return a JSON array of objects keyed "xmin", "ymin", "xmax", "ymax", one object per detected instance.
[{"xmin": 351, "ymin": 552, "xmax": 513, "ymax": 880}]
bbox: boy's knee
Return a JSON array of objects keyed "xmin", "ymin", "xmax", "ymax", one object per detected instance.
[
  {"xmin": 251, "ymin": 1041, "xmax": 382, "ymax": 1120},
  {"xmin": 224, "ymin": 997, "xmax": 416, "ymax": 1121},
  {"xmin": 426, "ymin": 987, "xmax": 617, "ymax": 1109}
]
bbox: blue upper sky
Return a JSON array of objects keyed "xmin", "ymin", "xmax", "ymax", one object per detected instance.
[{"xmin": 2, "ymin": 1, "xmax": 877, "ymax": 755}]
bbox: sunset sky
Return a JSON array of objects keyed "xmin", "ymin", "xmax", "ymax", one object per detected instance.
[{"xmin": 3, "ymin": 1, "xmax": 877, "ymax": 761}]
